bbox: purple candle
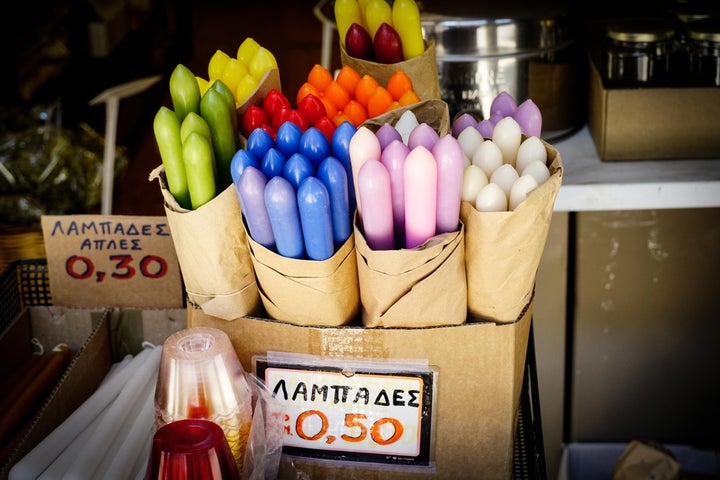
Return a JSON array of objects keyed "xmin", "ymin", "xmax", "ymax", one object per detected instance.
[
  {"xmin": 407, "ymin": 123, "xmax": 439, "ymax": 151},
  {"xmin": 380, "ymin": 139, "xmax": 410, "ymax": 247},
  {"xmin": 237, "ymin": 166, "xmax": 275, "ymax": 249},
  {"xmin": 431, "ymin": 135, "xmax": 464, "ymax": 235},
  {"xmin": 264, "ymin": 176, "xmax": 305, "ymax": 259},
  {"xmin": 404, "ymin": 146, "xmax": 437, "ymax": 249},
  {"xmin": 375, "ymin": 123, "xmax": 402, "ymax": 150},
  {"xmin": 357, "ymin": 160, "xmax": 394, "ymax": 250}
]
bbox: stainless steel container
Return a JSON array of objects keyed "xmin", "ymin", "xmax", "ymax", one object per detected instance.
[{"xmin": 421, "ymin": 3, "xmax": 584, "ymax": 140}]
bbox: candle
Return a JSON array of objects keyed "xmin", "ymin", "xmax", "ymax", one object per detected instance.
[
  {"xmin": 513, "ymin": 98, "xmax": 543, "ymax": 137},
  {"xmin": 317, "ymin": 156, "xmax": 351, "ymax": 245},
  {"xmin": 265, "ymin": 176, "xmax": 305, "ymax": 258},
  {"xmin": 492, "ymin": 116, "xmax": 522, "ymax": 167},
  {"xmin": 462, "ymin": 164, "xmax": 488, "ymax": 202},
  {"xmin": 276, "ymin": 120, "xmax": 303, "ymax": 157},
  {"xmin": 456, "ymin": 126, "xmax": 484, "ymax": 161},
  {"xmin": 472, "ymin": 139, "xmax": 504, "ymax": 177},
  {"xmin": 490, "ymin": 163, "xmax": 520, "ymax": 197},
  {"xmin": 364, "ymin": 0, "xmax": 392, "ymax": 39},
  {"xmin": 391, "ymin": 0, "xmax": 425, "ymax": 59},
  {"xmin": 515, "ymin": 136, "xmax": 547, "ymax": 173},
  {"xmin": 490, "ymin": 91, "xmax": 517, "ymax": 118},
  {"xmin": 380, "ymin": 139, "xmax": 409, "ymax": 247},
  {"xmin": 349, "ymin": 126, "xmax": 381, "ymax": 217},
  {"xmin": 246, "ymin": 126, "xmax": 274, "ymax": 160},
  {"xmin": 521, "ymin": 159, "xmax": 550, "ymax": 185},
  {"xmin": 283, "ymin": 152, "xmax": 314, "ymax": 190},
  {"xmin": 238, "ymin": 166, "xmax": 276, "ymax": 249},
  {"xmin": 407, "ymin": 123, "xmax": 439, "ymax": 150},
  {"xmin": 431, "ymin": 135, "xmax": 464, "ymax": 234},
  {"xmin": 404, "ymin": 146, "xmax": 437, "ymax": 249},
  {"xmin": 358, "ymin": 160, "xmax": 394, "ymax": 250},
  {"xmin": 476, "ymin": 182, "xmax": 507, "ymax": 212},
  {"xmin": 451, "ymin": 113, "xmax": 478, "ymax": 138},
  {"xmin": 230, "ymin": 149, "xmax": 258, "ymax": 186},
  {"xmin": 375, "ymin": 122, "xmax": 402, "ymax": 150},
  {"xmin": 9, "ymin": 347, "xmax": 157, "ymax": 480},
  {"xmin": 298, "ymin": 176, "xmax": 335, "ymax": 260},
  {"xmin": 334, "ymin": 0, "xmax": 363, "ymax": 48},
  {"xmin": 299, "ymin": 127, "xmax": 331, "ymax": 168},
  {"xmin": 509, "ymin": 174, "xmax": 540, "ymax": 210},
  {"xmin": 394, "ymin": 109, "xmax": 419, "ymax": 145},
  {"xmin": 260, "ymin": 147, "xmax": 286, "ymax": 179},
  {"xmin": 331, "ymin": 121, "xmax": 357, "ymax": 213},
  {"xmin": 63, "ymin": 346, "xmax": 162, "ymax": 480}
]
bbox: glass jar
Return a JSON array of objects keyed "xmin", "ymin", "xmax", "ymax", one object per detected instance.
[
  {"xmin": 603, "ymin": 19, "xmax": 676, "ymax": 87},
  {"xmin": 685, "ymin": 17, "xmax": 720, "ymax": 86}
]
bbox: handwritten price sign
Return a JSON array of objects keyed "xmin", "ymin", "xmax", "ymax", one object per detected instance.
[
  {"xmin": 256, "ymin": 357, "xmax": 435, "ymax": 467},
  {"xmin": 41, "ymin": 215, "xmax": 183, "ymax": 308}
]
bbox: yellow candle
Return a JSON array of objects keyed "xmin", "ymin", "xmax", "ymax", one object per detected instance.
[
  {"xmin": 334, "ymin": 0, "xmax": 362, "ymax": 48},
  {"xmin": 392, "ymin": 0, "xmax": 425, "ymax": 59},
  {"xmin": 364, "ymin": 0, "xmax": 392, "ymax": 39}
]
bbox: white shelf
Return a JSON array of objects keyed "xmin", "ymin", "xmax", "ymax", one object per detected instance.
[{"xmin": 552, "ymin": 126, "xmax": 720, "ymax": 212}]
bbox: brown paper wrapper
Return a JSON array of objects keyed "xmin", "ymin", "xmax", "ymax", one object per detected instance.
[
  {"xmin": 246, "ymin": 231, "xmax": 360, "ymax": 327},
  {"xmin": 354, "ymin": 218, "xmax": 467, "ymax": 328},
  {"xmin": 149, "ymin": 165, "xmax": 261, "ymax": 320},
  {"xmin": 461, "ymin": 139, "xmax": 563, "ymax": 323},
  {"xmin": 340, "ymin": 40, "xmax": 441, "ymax": 102}
]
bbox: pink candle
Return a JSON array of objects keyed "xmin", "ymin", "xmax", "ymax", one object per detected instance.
[
  {"xmin": 357, "ymin": 160, "xmax": 394, "ymax": 250},
  {"xmin": 403, "ymin": 146, "xmax": 437, "ymax": 249},
  {"xmin": 431, "ymin": 135, "xmax": 464, "ymax": 234},
  {"xmin": 348, "ymin": 126, "xmax": 381, "ymax": 217},
  {"xmin": 380, "ymin": 139, "xmax": 409, "ymax": 248}
]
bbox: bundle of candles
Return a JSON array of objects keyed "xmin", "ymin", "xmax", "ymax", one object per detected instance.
[
  {"xmin": 351, "ymin": 109, "xmax": 464, "ymax": 250},
  {"xmin": 452, "ymin": 92, "xmax": 551, "ymax": 213},
  {"xmin": 232, "ymin": 120, "xmax": 358, "ymax": 261}
]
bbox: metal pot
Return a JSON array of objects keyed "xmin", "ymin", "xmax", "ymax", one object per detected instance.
[{"xmin": 421, "ymin": 2, "xmax": 585, "ymax": 140}]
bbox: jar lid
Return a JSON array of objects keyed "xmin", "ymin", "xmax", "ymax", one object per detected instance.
[
  {"xmin": 606, "ymin": 19, "xmax": 676, "ymax": 43},
  {"xmin": 686, "ymin": 17, "xmax": 720, "ymax": 42}
]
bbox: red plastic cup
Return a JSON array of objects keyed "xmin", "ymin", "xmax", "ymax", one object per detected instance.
[{"xmin": 145, "ymin": 419, "xmax": 240, "ymax": 480}]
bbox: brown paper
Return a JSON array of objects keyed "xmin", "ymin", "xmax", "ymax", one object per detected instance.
[
  {"xmin": 149, "ymin": 165, "xmax": 261, "ymax": 320},
  {"xmin": 613, "ymin": 441, "xmax": 681, "ymax": 480},
  {"xmin": 246, "ymin": 232, "xmax": 360, "ymax": 327},
  {"xmin": 461, "ymin": 139, "xmax": 563, "ymax": 323},
  {"xmin": 354, "ymin": 219, "xmax": 467, "ymax": 328},
  {"xmin": 340, "ymin": 40, "xmax": 441, "ymax": 102}
]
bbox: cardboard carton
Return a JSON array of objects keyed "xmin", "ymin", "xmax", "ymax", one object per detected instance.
[
  {"xmin": 188, "ymin": 299, "xmax": 533, "ymax": 480},
  {"xmin": 587, "ymin": 56, "xmax": 720, "ymax": 161}
]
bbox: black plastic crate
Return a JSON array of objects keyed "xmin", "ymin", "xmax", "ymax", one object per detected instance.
[{"xmin": 0, "ymin": 259, "xmax": 51, "ymax": 333}]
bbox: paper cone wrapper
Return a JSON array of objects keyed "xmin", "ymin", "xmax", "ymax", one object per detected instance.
[
  {"xmin": 150, "ymin": 165, "xmax": 261, "ymax": 320},
  {"xmin": 246, "ymin": 231, "xmax": 360, "ymax": 327},
  {"xmin": 461, "ymin": 140, "xmax": 563, "ymax": 323},
  {"xmin": 340, "ymin": 40, "xmax": 441, "ymax": 102},
  {"xmin": 354, "ymin": 218, "xmax": 467, "ymax": 328}
]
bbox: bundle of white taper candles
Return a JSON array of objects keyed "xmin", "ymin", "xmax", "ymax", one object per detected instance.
[{"xmin": 9, "ymin": 344, "xmax": 161, "ymax": 480}]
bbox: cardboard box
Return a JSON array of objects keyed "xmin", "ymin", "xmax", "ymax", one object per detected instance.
[
  {"xmin": 587, "ymin": 56, "xmax": 720, "ymax": 161},
  {"xmin": 0, "ymin": 305, "xmax": 187, "ymax": 479},
  {"xmin": 558, "ymin": 442, "xmax": 719, "ymax": 480},
  {"xmin": 188, "ymin": 301, "xmax": 533, "ymax": 480}
]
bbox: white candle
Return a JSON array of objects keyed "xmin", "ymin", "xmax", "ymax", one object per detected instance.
[
  {"xmin": 462, "ymin": 165, "xmax": 488, "ymax": 202},
  {"xmin": 394, "ymin": 109, "xmax": 419, "ymax": 145},
  {"xmin": 490, "ymin": 163, "xmax": 520, "ymax": 197},
  {"xmin": 515, "ymin": 136, "xmax": 547, "ymax": 173},
  {"xmin": 457, "ymin": 126, "xmax": 484, "ymax": 161},
  {"xmin": 509, "ymin": 174, "xmax": 540, "ymax": 210},
  {"xmin": 9, "ymin": 346, "xmax": 158, "ymax": 480},
  {"xmin": 492, "ymin": 116, "xmax": 523, "ymax": 167},
  {"xmin": 521, "ymin": 159, "xmax": 550, "ymax": 185},
  {"xmin": 475, "ymin": 183, "xmax": 508, "ymax": 212}
]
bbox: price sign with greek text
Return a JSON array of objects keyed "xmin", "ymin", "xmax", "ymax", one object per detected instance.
[
  {"xmin": 255, "ymin": 355, "xmax": 436, "ymax": 467},
  {"xmin": 41, "ymin": 215, "xmax": 183, "ymax": 308}
]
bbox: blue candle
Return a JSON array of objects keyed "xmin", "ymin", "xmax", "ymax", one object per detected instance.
[
  {"xmin": 237, "ymin": 166, "xmax": 275, "ymax": 249},
  {"xmin": 261, "ymin": 147, "xmax": 286, "ymax": 179},
  {"xmin": 230, "ymin": 149, "xmax": 259, "ymax": 186},
  {"xmin": 317, "ymin": 156, "xmax": 351, "ymax": 246},
  {"xmin": 331, "ymin": 121, "xmax": 357, "ymax": 213},
  {"xmin": 276, "ymin": 121, "xmax": 303, "ymax": 157},
  {"xmin": 283, "ymin": 153, "xmax": 314, "ymax": 190},
  {"xmin": 298, "ymin": 177, "xmax": 335, "ymax": 261},
  {"xmin": 264, "ymin": 176, "xmax": 305, "ymax": 259},
  {"xmin": 246, "ymin": 127, "xmax": 274, "ymax": 160},
  {"xmin": 299, "ymin": 127, "xmax": 331, "ymax": 168}
]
